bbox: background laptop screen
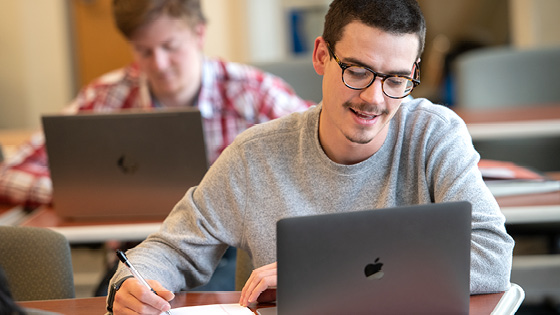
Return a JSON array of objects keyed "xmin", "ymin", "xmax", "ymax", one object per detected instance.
[{"xmin": 42, "ymin": 108, "xmax": 208, "ymax": 220}]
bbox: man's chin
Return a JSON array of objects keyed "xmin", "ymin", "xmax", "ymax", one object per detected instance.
[
  {"xmin": 343, "ymin": 126, "xmax": 382, "ymax": 145},
  {"xmin": 345, "ymin": 135, "xmax": 374, "ymax": 145}
]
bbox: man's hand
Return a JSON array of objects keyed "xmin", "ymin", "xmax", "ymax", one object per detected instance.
[
  {"xmin": 112, "ymin": 278, "xmax": 175, "ymax": 314},
  {"xmin": 239, "ymin": 262, "xmax": 277, "ymax": 307}
]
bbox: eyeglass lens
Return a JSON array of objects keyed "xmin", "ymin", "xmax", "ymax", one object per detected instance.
[{"xmin": 343, "ymin": 66, "xmax": 414, "ymax": 98}]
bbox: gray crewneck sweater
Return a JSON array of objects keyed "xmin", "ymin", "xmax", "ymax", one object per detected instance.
[{"xmin": 110, "ymin": 98, "xmax": 513, "ymax": 296}]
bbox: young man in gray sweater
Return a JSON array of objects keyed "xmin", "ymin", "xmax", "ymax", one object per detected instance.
[{"xmin": 108, "ymin": 0, "xmax": 514, "ymax": 313}]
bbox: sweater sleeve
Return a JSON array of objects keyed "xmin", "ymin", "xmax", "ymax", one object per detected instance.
[{"xmin": 423, "ymin": 109, "xmax": 514, "ymax": 294}]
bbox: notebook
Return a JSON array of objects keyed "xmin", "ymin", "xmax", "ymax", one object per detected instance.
[
  {"xmin": 274, "ymin": 201, "xmax": 472, "ymax": 315},
  {"xmin": 42, "ymin": 108, "xmax": 208, "ymax": 220}
]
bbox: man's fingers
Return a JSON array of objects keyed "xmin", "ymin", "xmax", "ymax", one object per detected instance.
[
  {"xmin": 240, "ymin": 264, "xmax": 273, "ymax": 304},
  {"xmin": 148, "ymin": 279, "xmax": 175, "ymax": 302},
  {"xmin": 239, "ymin": 262, "xmax": 277, "ymax": 307},
  {"xmin": 246, "ymin": 277, "xmax": 275, "ymax": 305},
  {"xmin": 113, "ymin": 278, "xmax": 172, "ymax": 314}
]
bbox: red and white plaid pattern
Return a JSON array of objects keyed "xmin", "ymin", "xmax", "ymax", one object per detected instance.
[{"xmin": 0, "ymin": 58, "xmax": 313, "ymax": 207}]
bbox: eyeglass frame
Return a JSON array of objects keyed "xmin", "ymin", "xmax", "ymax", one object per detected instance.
[{"xmin": 325, "ymin": 41, "xmax": 421, "ymax": 99}]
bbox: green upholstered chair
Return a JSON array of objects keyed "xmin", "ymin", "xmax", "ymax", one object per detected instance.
[
  {"xmin": 454, "ymin": 45, "xmax": 560, "ymax": 109},
  {"xmin": 0, "ymin": 226, "xmax": 75, "ymax": 301},
  {"xmin": 252, "ymin": 58, "xmax": 323, "ymax": 104}
]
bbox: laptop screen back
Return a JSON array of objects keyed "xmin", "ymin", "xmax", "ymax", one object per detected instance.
[
  {"xmin": 42, "ymin": 108, "xmax": 208, "ymax": 220},
  {"xmin": 277, "ymin": 202, "xmax": 472, "ymax": 314}
]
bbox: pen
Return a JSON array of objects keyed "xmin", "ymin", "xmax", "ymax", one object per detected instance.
[{"xmin": 116, "ymin": 250, "xmax": 172, "ymax": 315}]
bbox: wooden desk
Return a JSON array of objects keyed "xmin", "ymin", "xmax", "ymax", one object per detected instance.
[
  {"xmin": 491, "ymin": 168, "xmax": 560, "ymax": 226},
  {"xmin": 496, "ymin": 190, "xmax": 560, "ymax": 225},
  {"xmin": 18, "ymin": 291, "xmax": 505, "ymax": 315},
  {"xmin": 455, "ymin": 104, "xmax": 560, "ymax": 140},
  {"xmin": 0, "ymin": 205, "xmax": 162, "ymax": 243},
  {"xmin": 20, "ymin": 207, "xmax": 162, "ymax": 243},
  {"xmin": 456, "ymin": 105, "xmax": 560, "ymax": 225},
  {"xmin": 1, "ymin": 178, "xmax": 558, "ymax": 244}
]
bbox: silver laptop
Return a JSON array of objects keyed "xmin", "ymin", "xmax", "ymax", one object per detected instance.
[
  {"xmin": 274, "ymin": 201, "xmax": 472, "ymax": 315},
  {"xmin": 42, "ymin": 108, "xmax": 208, "ymax": 220}
]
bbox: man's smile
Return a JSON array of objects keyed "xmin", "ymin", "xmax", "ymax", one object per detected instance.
[{"xmin": 349, "ymin": 107, "xmax": 379, "ymax": 120}]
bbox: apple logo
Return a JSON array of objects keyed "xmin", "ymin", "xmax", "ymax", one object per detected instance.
[
  {"xmin": 364, "ymin": 257, "xmax": 384, "ymax": 280},
  {"xmin": 117, "ymin": 155, "xmax": 139, "ymax": 174}
]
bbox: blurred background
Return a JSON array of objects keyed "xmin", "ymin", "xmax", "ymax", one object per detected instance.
[{"xmin": 1, "ymin": 0, "xmax": 559, "ymax": 130}]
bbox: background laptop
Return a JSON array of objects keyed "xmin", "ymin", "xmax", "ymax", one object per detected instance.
[
  {"xmin": 42, "ymin": 108, "xmax": 208, "ymax": 221},
  {"xmin": 275, "ymin": 201, "xmax": 472, "ymax": 315}
]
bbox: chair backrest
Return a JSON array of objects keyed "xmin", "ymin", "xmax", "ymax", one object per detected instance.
[
  {"xmin": 0, "ymin": 226, "xmax": 75, "ymax": 301},
  {"xmin": 235, "ymin": 248, "xmax": 254, "ymax": 291},
  {"xmin": 253, "ymin": 58, "xmax": 323, "ymax": 104},
  {"xmin": 454, "ymin": 45, "xmax": 560, "ymax": 109}
]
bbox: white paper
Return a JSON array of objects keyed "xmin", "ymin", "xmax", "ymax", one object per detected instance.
[{"xmin": 161, "ymin": 303, "xmax": 254, "ymax": 315}]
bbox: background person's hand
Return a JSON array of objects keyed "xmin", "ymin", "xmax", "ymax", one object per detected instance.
[
  {"xmin": 239, "ymin": 262, "xmax": 277, "ymax": 307},
  {"xmin": 113, "ymin": 278, "xmax": 174, "ymax": 314}
]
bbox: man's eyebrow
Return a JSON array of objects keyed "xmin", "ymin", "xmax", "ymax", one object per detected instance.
[{"xmin": 342, "ymin": 56, "xmax": 412, "ymax": 76}]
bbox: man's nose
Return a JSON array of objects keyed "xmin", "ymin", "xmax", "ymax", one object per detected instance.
[
  {"xmin": 359, "ymin": 77, "xmax": 385, "ymax": 104},
  {"xmin": 151, "ymin": 49, "xmax": 169, "ymax": 71}
]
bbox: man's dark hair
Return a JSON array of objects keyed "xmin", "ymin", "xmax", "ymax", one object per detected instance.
[
  {"xmin": 112, "ymin": 0, "xmax": 207, "ymax": 39},
  {"xmin": 323, "ymin": 0, "xmax": 426, "ymax": 59}
]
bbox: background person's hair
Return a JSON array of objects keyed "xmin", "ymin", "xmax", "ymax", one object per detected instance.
[
  {"xmin": 322, "ymin": 0, "xmax": 426, "ymax": 60},
  {"xmin": 112, "ymin": 0, "xmax": 207, "ymax": 39}
]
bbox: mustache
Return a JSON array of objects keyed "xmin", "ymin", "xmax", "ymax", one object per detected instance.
[{"xmin": 342, "ymin": 101, "xmax": 389, "ymax": 116}]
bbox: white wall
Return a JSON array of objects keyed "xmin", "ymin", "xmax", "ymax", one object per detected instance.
[
  {"xmin": 246, "ymin": 0, "xmax": 286, "ymax": 63},
  {"xmin": 0, "ymin": 0, "xmax": 73, "ymax": 130},
  {"xmin": 202, "ymin": 0, "xmax": 249, "ymax": 62},
  {"xmin": 203, "ymin": 0, "xmax": 286, "ymax": 63}
]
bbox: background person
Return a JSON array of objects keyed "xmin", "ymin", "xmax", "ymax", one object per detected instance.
[{"xmin": 0, "ymin": 0, "xmax": 313, "ymax": 208}]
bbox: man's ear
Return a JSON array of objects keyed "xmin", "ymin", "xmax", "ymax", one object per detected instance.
[{"xmin": 312, "ymin": 36, "xmax": 329, "ymax": 76}]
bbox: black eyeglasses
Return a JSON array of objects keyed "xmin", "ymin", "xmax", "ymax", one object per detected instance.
[{"xmin": 326, "ymin": 42, "xmax": 420, "ymax": 99}]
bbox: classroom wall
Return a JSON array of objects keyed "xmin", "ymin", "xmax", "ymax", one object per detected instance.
[
  {"xmin": 202, "ymin": 0, "xmax": 251, "ymax": 63},
  {"xmin": 0, "ymin": 0, "xmax": 74, "ymax": 130},
  {"xmin": 203, "ymin": 0, "xmax": 287, "ymax": 63},
  {"xmin": 509, "ymin": 0, "xmax": 560, "ymax": 48}
]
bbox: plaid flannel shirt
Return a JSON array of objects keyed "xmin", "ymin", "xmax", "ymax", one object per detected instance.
[{"xmin": 0, "ymin": 58, "xmax": 313, "ymax": 207}]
